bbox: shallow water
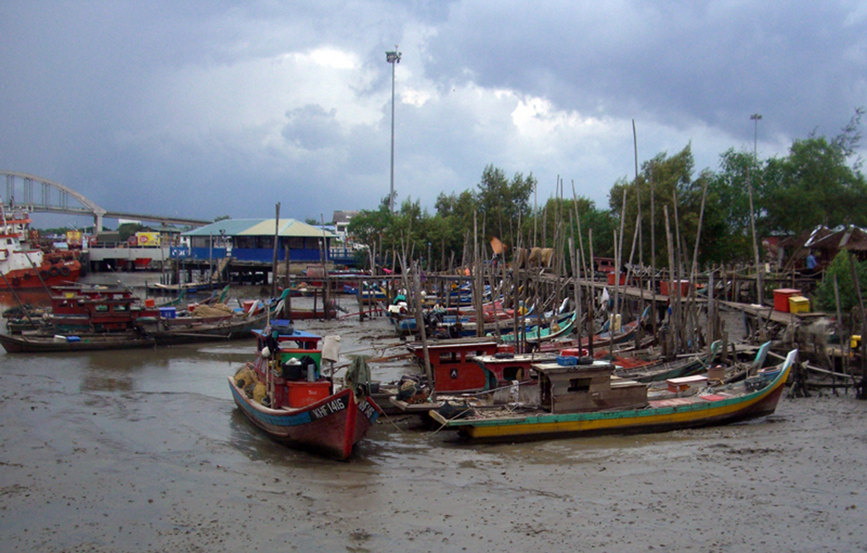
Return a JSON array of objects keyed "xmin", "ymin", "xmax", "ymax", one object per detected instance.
[{"xmin": 2, "ymin": 274, "xmax": 867, "ymax": 551}]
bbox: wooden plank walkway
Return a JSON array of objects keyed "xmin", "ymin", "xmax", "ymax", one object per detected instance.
[{"xmin": 717, "ymin": 299, "xmax": 825, "ymax": 326}]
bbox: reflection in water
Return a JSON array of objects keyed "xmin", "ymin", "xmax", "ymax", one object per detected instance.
[
  {"xmin": 81, "ymin": 373, "xmax": 134, "ymax": 392},
  {"xmin": 0, "ymin": 289, "xmax": 55, "ymax": 313},
  {"xmin": 226, "ymin": 407, "xmax": 337, "ymax": 468}
]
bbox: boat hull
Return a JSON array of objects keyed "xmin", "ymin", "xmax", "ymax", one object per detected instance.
[
  {"xmin": 149, "ymin": 314, "xmax": 267, "ymax": 346},
  {"xmin": 433, "ymin": 360, "xmax": 791, "ymax": 443},
  {"xmin": 1, "ymin": 314, "xmax": 265, "ymax": 353},
  {"xmin": 1, "ymin": 259, "xmax": 82, "ymax": 289},
  {"xmin": 228, "ymin": 378, "xmax": 381, "ymax": 460},
  {"xmin": 0, "ymin": 332, "xmax": 155, "ymax": 353}
]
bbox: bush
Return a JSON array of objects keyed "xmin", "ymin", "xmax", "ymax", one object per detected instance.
[{"xmin": 814, "ymin": 250, "xmax": 867, "ymax": 322}]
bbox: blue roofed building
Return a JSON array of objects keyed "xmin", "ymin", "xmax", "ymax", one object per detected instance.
[{"xmin": 182, "ymin": 219, "xmax": 339, "ymax": 264}]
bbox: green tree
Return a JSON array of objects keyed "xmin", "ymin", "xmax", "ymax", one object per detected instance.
[
  {"xmin": 534, "ymin": 196, "xmax": 616, "ymax": 268},
  {"xmin": 117, "ymin": 222, "xmax": 146, "ymax": 242},
  {"xmin": 814, "ymin": 249, "xmax": 867, "ymax": 322},
  {"xmin": 475, "ymin": 165, "xmax": 535, "ymax": 249},
  {"xmin": 346, "ymin": 197, "xmax": 393, "ymax": 268},
  {"xmin": 609, "ymin": 144, "xmax": 712, "ymax": 269},
  {"xmin": 759, "ymin": 108, "xmax": 867, "ymax": 235},
  {"xmin": 705, "ymin": 149, "xmax": 759, "ymax": 263}
]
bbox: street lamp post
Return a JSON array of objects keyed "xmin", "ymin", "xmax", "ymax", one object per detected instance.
[
  {"xmin": 386, "ymin": 46, "xmax": 401, "ymax": 212},
  {"xmin": 751, "ymin": 113, "xmax": 762, "ymax": 159}
]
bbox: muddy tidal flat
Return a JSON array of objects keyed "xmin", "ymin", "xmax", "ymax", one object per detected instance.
[{"xmin": 2, "ymin": 278, "xmax": 867, "ymax": 552}]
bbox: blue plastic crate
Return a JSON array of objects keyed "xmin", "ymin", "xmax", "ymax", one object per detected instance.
[{"xmin": 158, "ymin": 307, "xmax": 177, "ymax": 319}]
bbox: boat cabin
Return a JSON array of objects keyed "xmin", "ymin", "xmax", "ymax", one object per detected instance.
[
  {"xmin": 407, "ymin": 337, "xmax": 502, "ymax": 393},
  {"xmin": 249, "ymin": 323, "xmax": 331, "ymax": 409},
  {"xmin": 47, "ymin": 285, "xmax": 159, "ymax": 331},
  {"xmin": 533, "ymin": 360, "xmax": 648, "ymax": 414},
  {"xmin": 470, "ymin": 352, "xmax": 550, "ymax": 387}
]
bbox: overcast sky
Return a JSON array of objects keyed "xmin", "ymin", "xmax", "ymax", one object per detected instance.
[{"xmin": 2, "ymin": 1, "xmax": 865, "ymax": 228}]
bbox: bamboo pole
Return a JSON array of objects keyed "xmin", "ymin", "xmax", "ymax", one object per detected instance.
[
  {"xmin": 587, "ymin": 227, "xmax": 595, "ymax": 356},
  {"xmin": 747, "ymin": 166, "xmax": 763, "ymax": 305},
  {"xmin": 284, "ymin": 245, "xmax": 291, "ymax": 319},
  {"xmin": 615, "ymin": 190, "xmax": 627, "ymax": 321},
  {"xmin": 22, "ymin": 252, "xmax": 53, "ymax": 297},
  {"xmin": 846, "ymin": 252, "xmax": 867, "ymax": 398},
  {"xmin": 513, "ymin": 221, "xmax": 523, "ymax": 353},
  {"xmin": 687, "ymin": 178, "xmax": 710, "ymax": 350},
  {"xmin": 833, "ymin": 274, "xmax": 847, "ymax": 376},
  {"xmin": 624, "ymin": 212, "xmax": 642, "ymax": 345},
  {"xmin": 271, "ymin": 203, "xmax": 280, "ymax": 298},
  {"xmin": 671, "ymin": 190, "xmax": 686, "ymax": 349},
  {"xmin": 649, "ymin": 167, "xmax": 657, "ymax": 339},
  {"xmin": 633, "ymin": 120, "xmax": 642, "ymax": 270},
  {"xmin": 411, "ymin": 260, "xmax": 433, "ymax": 395},
  {"xmin": 473, "ymin": 211, "xmax": 484, "ymax": 337},
  {"xmin": 664, "ymin": 205, "xmax": 677, "ymax": 354},
  {"xmin": 707, "ymin": 266, "xmax": 715, "ymax": 361},
  {"xmin": 569, "ymin": 184, "xmax": 585, "ymax": 344}
]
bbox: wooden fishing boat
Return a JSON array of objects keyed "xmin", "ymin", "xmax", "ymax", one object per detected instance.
[
  {"xmin": 429, "ymin": 349, "xmax": 797, "ymax": 443},
  {"xmin": 387, "ymin": 338, "xmax": 521, "ymax": 416},
  {"xmin": 0, "ymin": 331, "xmax": 155, "ymax": 352},
  {"xmin": 0, "ymin": 310, "xmax": 266, "ymax": 353},
  {"xmin": 604, "ymin": 340, "xmax": 723, "ymax": 383},
  {"xmin": 579, "ymin": 317, "xmax": 641, "ymax": 349},
  {"xmin": 228, "ymin": 326, "xmax": 381, "ymax": 460},
  {"xmin": 147, "ymin": 310, "xmax": 268, "ymax": 346},
  {"xmin": 0, "ymin": 284, "xmax": 270, "ymax": 353},
  {"xmin": 470, "ymin": 351, "xmax": 560, "ymax": 387},
  {"xmin": 497, "ymin": 311, "xmax": 579, "ymax": 345},
  {"xmin": 356, "ymin": 282, "xmax": 387, "ymax": 305},
  {"xmin": 405, "ymin": 336, "xmax": 504, "ymax": 393},
  {"xmin": 146, "ymin": 280, "xmax": 229, "ymax": 294},
  {"xmin": 264, "ymin": 288, "xmax": 337, "ymax": 320}
]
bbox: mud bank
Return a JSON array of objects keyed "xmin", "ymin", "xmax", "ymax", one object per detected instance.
[{"xmin": 1, "ymin": 275, "xmax": 866, "ymax": 551}]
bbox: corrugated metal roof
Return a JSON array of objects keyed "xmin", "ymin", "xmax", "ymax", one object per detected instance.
[
  {"xmin": 182, "ymin": 219, "xmax": 265, "ymax": 236},
  {"xmin": 182, "ymin": 218, "xmax": 337, "ymax": 238},
  {"xmin": 239, "ymin": 219, "xmax": 337, "ymax": 238}
]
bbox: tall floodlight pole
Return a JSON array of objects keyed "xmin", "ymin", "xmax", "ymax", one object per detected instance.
[
  {"xmin": 751, "ymin": 113, "xmax": 762, "ymax": 158},
  {"xmin": 386, "ymin": 46, "xmax": 401, "ymax": 212}
]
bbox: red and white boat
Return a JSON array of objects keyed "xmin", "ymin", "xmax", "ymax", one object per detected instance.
[
  {"xmin": 0, "ymin": 204, "xmax": 82, "ymax": 289},
  {"xmin": 228, "ymin": 326, "xmax": 382, "ymax": 460}
]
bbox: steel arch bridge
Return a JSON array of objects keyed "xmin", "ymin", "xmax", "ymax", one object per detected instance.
[{"xmin": 2, "ymin": 171, "xmax": 210, "ymax": 229}]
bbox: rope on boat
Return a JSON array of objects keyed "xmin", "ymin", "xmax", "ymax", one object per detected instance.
[
  {"xmin": 374, "ymin": 409, "xmax": 410, "ymax": 433},
  {"xmin": 429, "ymin": 407, "xmax": 475, "ymax": 436}
]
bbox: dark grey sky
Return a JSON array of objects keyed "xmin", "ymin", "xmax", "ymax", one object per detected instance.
[{"xmin": 1, "ymin": 1, "xmax": 865, "ymax": 226}]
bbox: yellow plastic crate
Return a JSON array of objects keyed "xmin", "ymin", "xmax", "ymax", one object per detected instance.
[{"xmin": 788, "ymin": 296, "xmax": 810, "ymax": 314}]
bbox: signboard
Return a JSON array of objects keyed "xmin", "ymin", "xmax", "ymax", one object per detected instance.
[
  {"xmin": 65, "ymin": 230, "xmax": 82, "ymax": 247},
  {"xmin": 170, "ymin": 247, "xmax": 190, "ymax": 259},
  {"xmin": 135, "ymin": 232, "xmax": 160, "ymax": 247}
]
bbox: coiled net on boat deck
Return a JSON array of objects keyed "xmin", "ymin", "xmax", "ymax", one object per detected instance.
[{"xmin": 345, "ymin": 355, "xmax": 372, "ymax": 397}]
